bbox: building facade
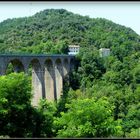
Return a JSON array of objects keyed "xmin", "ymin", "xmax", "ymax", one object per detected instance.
[
  {"xmin": 68, "ymin": 45, "xmax": 80, "ymax": 55},
  {"xmin": 99, "ymin": 48, "xmax": 110, "ymax": 57}
]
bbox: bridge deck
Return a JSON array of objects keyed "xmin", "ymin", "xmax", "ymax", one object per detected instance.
[{"xmin": 0, "ymin": 54, "xmax": 75, "ymax": 58}]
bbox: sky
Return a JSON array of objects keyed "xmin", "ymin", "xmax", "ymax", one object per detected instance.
[{"xmin": 0, "ymin": 1, "xmax": 140, "ymax": 35}]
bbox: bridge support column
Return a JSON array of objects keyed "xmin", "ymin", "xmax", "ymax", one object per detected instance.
[
  {"xmin": 31, "ymin": 65, "xmax": 45, "ymax": 107},
  {"xmin": 63, "ymin": 59, "xmax": 70, "ymax": 78},
  {"xmin": 0, "ymin": 61, "xmax": 6, "ymax": 75},
  {"xmin": 0, "ymin": 69, "xmax": 6, "ymax": 75},
  {"xmin": 55, "ymin": 60, "xmax": 63, "ymax": 100},
  {"xmin": 45, "ymin": 61, "xmax": 56, "ymax": 101},
  {"xmin": 62, "ymin": 59, "xmax": 70, "ymax": 93},
  {"xmin": 0, "ymin": 65, "xmax": 6, "ymax": 75}
]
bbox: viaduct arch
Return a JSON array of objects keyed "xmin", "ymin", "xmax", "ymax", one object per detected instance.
[{"xmin": 0, "ymin": 54, "xmax": 75, "ymax": 106}]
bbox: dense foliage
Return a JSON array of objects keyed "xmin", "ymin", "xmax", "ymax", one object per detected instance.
[
  {"xmin": 0, "ymin": 9, "xmax": 140, "ymax": 138},
  {"xmin": 54, "ymin": 97, "xmax": 122, "ymax": 138}
]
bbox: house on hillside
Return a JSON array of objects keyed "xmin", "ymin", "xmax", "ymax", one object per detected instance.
[
  {"xmin": 99, "ymin": 48, "xmax": 110, "ymax": 57},
  {"xmin": 68, "ymin": 45, "xmax": 80, "ymax": 55}
]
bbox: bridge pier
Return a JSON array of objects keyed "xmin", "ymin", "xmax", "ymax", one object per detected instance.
[
  {"xmin": 31, "ymin": 61, "xmax": 45, "ymax": 107},
  {"xmin": 0, "ymin": 59, "xmax": 6, "ymax": 75},
  {"xmin": 0, "ymin": 67, "xmax": 6, "ymax": 75},
  {"xmin": 63, "ymin": 58, "xmax": 70, "ymax": 78},
  {"xmin": 44, "ymin": 60, "xmax": 56, "ymax": 101},
  {"xmin": 55, "ymin": 59, "xmax": 63, "ymax": 100}
]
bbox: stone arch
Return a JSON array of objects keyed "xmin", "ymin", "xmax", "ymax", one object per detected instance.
[
  {"xmin": 55, "ymin": 58, "xmax": 62, "ymax": 65},
  {"xmin": 44, "ymin": 59, "xmax": 56, "ymax": 101},
  {"xmin": 6, "ymin": 59, "xmax": 24, "ymax": 74},
  {"xmin": 55, "ymin": 58, "xmax": 63, "ymax": 100},
  {"xmin": 29, "ymin": 59, "xmax": 41, "ymax": 72}
]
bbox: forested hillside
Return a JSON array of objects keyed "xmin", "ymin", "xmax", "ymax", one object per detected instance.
[
  {"xmin": 0, "ymin": 9, "xmax": 140, "ymax": 54},
  {"xmin": 1, "ymin": 9, "xmax": 140, "ymax": 138}
]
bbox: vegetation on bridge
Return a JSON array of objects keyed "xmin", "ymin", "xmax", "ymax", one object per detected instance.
[{"xmin": 0, "ymin": 9, "xmax": 140, "ymax": 138}]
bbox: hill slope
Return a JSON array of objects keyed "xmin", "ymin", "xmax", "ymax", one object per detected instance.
[{"xmin": 0, "ymin": 9, "xmax": 140, "ymax": 55}]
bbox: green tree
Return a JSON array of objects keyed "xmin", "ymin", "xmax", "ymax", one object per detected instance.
[
  {"xmin": 0, "ymin": 73, "xmax": 33, "ymax": 137},
  {"xmin": 54, "ymin": 97, "xmax": 122, "ymax": 138},
  {"xmin": 122, "ymin": 103, "xmax": 140, "ymax": 137},
  {"xmin": 36, "ymin": 99, "xmax": 57, "ymax": 137}
]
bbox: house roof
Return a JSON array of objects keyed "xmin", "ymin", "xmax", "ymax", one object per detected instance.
[
  {"xmin": 99, "ymin": 48, "xmax": 110, "ymax": 51},
  {"xmin": 68, "ymin": 45, "xmax": 80, "ymax": 48}
]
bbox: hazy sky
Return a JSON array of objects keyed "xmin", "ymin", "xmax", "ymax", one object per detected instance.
[{"xmin": 0, "ymin": 2, "xmax": 140, "ymax": 35}]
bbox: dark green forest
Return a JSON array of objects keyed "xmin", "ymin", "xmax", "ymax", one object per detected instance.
[{"xmin": 0, "ymin": 9, "xmax": 140, "ymax": 138}]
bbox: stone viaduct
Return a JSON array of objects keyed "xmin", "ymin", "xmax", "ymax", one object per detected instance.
[{"xmin": 0, "ymin": 54, "xmax": 75, "ymax": 106}]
